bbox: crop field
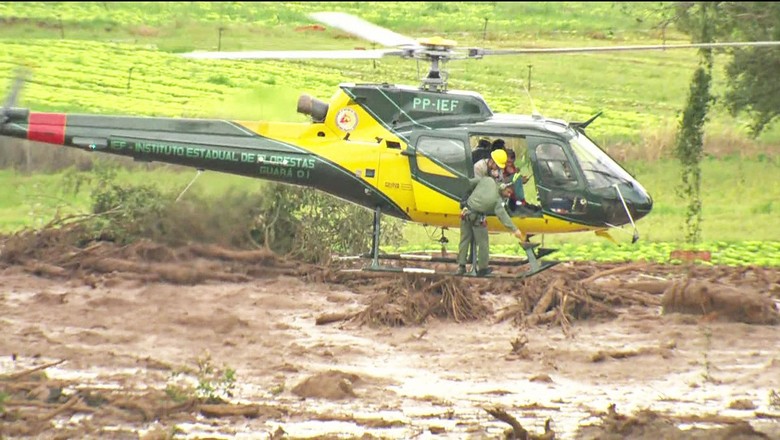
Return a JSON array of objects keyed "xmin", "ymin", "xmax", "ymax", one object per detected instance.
[
  {"xmin": 2, "ymin": 2, "xmax": 780, "ymax": 143},
  {"xmin": 0, "ymin": 1, "xmax": 778, "ymax": 267}
]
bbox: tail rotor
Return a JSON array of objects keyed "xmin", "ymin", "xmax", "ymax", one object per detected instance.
[{"xmin": 1, "ymin": 68, "xmax": 30, "ymax": 124}]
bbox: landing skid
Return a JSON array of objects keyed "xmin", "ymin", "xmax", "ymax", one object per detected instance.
[
  {"xmin": 341, "ymin": 206, "xmax": 560, "ymax": 279},
  {"xmin": 339, "ymin": 247, "xmax": 557, "ymax": 266},
  {"xmin": 341, "ymin": 260, "xmax": 560, "ymax": 279}
]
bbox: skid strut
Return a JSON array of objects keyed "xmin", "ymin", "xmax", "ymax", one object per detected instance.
[{"xmin": 347, "ymin": 209, "xmax": 559, "ymax": 279}]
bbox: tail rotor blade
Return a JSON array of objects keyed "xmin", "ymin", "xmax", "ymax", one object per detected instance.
[{"xmin": 2, "ymin": 68, "xmax": 30, "ymax": 123}]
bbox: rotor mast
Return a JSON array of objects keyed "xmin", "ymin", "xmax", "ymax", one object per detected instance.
[{"xmin": 411, "ymin": 37, "xmax": 459, "ymax": 92}]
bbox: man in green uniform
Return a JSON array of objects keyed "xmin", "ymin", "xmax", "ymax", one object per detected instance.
[{"xmin": 457, "ymin": 176, "xmax": 526, "ymax": 276}]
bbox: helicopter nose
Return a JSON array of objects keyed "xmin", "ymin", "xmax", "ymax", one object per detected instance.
[
  {"xmin": 602, "ymin": 182, "xmax": 653, "ymax": 226},
  {"xmin": 632, "ymin": 186, "xmax": 653, "ymax": 221}
]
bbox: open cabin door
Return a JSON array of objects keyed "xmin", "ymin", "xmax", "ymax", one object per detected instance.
[{"xmin": 405, "ymin": 129, "xmax": 471, "ymax": 215}]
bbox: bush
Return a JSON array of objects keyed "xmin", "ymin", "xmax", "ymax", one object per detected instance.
[{"xmin": 58, "ymin": 164, "xmax": 403, "ymax": 262}]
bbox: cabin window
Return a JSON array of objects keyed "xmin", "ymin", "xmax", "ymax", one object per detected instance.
[
  {"xmin": 468, "ymin": 135, "xmax": 529, "ymax": 166},
  {"xmin": 416, "ymin": 136, "xmax": 469, "ymax": 176}
]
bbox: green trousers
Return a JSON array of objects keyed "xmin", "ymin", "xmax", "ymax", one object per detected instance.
[{"xmin": 457, "ymin": 212, "xmax": 489, "ymax": 270}]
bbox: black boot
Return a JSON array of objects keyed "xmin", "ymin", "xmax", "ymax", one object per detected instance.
[
  {"xmin": 456, "ymin": 265, "xmax": 466, "ymax": 275},
  {"xmin": 476, "ymin": 267, "xmax": 493, "ymax": 277}
]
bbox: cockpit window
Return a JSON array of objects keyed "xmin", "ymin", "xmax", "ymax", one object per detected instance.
[
  {"xmin": 535, "ymin": 143, "xmax": 576, "ymax": 184},
  {"xmin": 569, "ymin": 131, "xmax": 635, "ymax": 189}
]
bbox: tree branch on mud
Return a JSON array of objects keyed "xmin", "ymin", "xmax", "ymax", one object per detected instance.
[{"xmin": 484, "ymin": 405, "xmax": 555, "ymax": 440}]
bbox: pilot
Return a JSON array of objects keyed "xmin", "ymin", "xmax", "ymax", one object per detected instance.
[
  {"xmin": 457, "ymin": 176, "xmax": 525, "ymax": 277},
  {"xmin": 474, "ymin": 148, "xmax": 507, "ymax": 180}
]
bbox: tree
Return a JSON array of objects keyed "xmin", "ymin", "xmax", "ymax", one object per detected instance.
[
  {"xmin": 674, "ymin": 2, "xmax": 715, "ymax": 244},
  {"xmin": 676, "ymin": 2, "xmax": 780, "ymax": 136}
]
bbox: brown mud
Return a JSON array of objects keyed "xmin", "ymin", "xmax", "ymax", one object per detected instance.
[{"xmin": 1, "ymin": 236, "xmax": 779, "ymax": 439}]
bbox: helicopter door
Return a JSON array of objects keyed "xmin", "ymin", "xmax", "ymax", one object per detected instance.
[
  {"xmin": 528, "ymin": 137, "xmax": 587, "ymax": 215},
  {"xmin": 406, "ymin": 130, "xmax": 471, "ymax": 215}
]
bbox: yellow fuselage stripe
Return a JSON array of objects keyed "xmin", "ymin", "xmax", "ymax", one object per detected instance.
[{"xmin": 237, "ymin": 90, "xmax": 597, "ymax": 235}]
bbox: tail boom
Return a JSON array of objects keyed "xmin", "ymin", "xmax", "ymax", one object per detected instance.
[{"xmin": 0, "ymin": 108, "xmax": 409, "ymax": 219}]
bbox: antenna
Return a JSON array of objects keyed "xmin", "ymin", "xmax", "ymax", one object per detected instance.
[
  {"xmin": 510, "ymin": 78, "xmax": 541, "ymax": 118},
  {"xmin": 524, "ymin": 83, "xmax": 542, "ymax": 119}
]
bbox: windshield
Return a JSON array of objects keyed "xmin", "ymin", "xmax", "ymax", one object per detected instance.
[{"xmin": 569, "ymin": 130, "xmax": 636, "ymax": 189}]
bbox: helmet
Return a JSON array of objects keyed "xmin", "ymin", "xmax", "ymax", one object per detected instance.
[{"xmin": 490, "ymin": 149, "xmax": 507, "ymax": 168}]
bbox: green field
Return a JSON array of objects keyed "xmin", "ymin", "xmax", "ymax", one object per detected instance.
[
  {"xmin": 0, "ymin": 2, "xmax": 778, "ymax": 266},
  {"xmin": 2, "ymin": 2, "xmax": 780, "ymax": 145}
]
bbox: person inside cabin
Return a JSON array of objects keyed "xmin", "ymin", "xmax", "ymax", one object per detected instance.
[
  {"xmin": 502, "ymin": 149, "xmax": 520, "ymax": 210},
  {"xmin": 502, "ymin": 149, "xmax": 540, "ymax": 213},
  {"xmin": 473, "ymin": 148, "xmax": 506, "ymax": 180},
  {"xmin": 491, "ymin": 138, "xmax": 506, "ymax": 152},
  {"xmin": 471, "ymin": 138, "xmax": 492, "ymax": 164},
  {"xmin": 509, "ymin": 171, "xmax": 540, "ymax": 212},
  {"xmin": 503, "ymin": 148, "xmax": 518, "ymax": 181}
]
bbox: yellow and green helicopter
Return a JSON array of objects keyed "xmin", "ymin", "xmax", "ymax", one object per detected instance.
[{"xmin": 2, "ymin": 12, "xmax": 778, "ymax": 278}]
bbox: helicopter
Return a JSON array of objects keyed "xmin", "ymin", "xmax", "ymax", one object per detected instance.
[{"xmin": 2, "ymin": 12, "xmax": 779, "ymax": 278}]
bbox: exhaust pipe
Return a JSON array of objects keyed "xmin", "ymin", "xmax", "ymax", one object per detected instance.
[{"xmin": 297, "ymin": 94, "xmax": 329, "ymax": 123}]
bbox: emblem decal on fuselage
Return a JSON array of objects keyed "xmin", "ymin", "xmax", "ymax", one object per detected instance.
[{"xmin": 335, "ymin": 108, "xmax": 358, "ymax": 132}]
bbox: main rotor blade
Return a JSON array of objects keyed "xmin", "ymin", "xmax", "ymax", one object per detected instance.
[
  {"xmin": 309, "ymin": 12, "xmax": 419, "ymax": 48},
  {"xmin": 477, "ymin": 41, "xmax": 780, "ymax": 56},
  {"xmin": 181, "ymin": 49, "xmax": 403, "ymax": 60}
]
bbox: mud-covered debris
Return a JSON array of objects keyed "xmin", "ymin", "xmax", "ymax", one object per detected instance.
[
  {"xmin": 577, "ymin": 404, "xmax": 773, "ymax": 439},
  {"xmin": 497, "ymin": 275, "xmax": 595, "ymax": 333},
  {"xmin": 291, "ymin": 370, "xmax": 361, "ymax": 400},
  {"xmin": 2, "ymin": 232, "xmax": 311, "ymax": 284},
  {"xmin": 306, "ymin": 412, "xmax": 406, "ymax": 428},
  {"xmin": 590, "ymin": 345, "xmax": 673, "ymax": 363},
  {"xmin": 484, "ymin": 405, "xmax": 555, "ymax": 439},
  {"xmin": 123, "ymin": 239, "xmax": 177, "ymax": 262},
  {"xmin": 508, "ymin": 334, "xmax": 532, "ymax": 360},
  {"xmin": 31, "ymin": 291, "xmax": 68, "ymax": 305},
  {"xmin": 269, "ymin": 426, "xmax": 286, "ymax": 440},
  {"xmin": 729, "ymin": 399, "xmax": 757, "ymax": 410},
  {"xmin": 315, "ymin": 311, "xmax": 358, "ymax": 325},
  {"xmin": 529, "ymin": 374, "xmax": 554, "ymax": 383},
  {"xmin": 353, "ymin": 274, "xmax": 489, "ymax": 326},
  {"xmin": 199, "ymin": 403, "xmax": 286, "ymax": 419},
  {"xmin": 662, "ymin": 280, "xmax": 780, "ymax": 325},
  {"xmin": 0, "ymin": 364, "xmax": 196, "ymax": 437}
]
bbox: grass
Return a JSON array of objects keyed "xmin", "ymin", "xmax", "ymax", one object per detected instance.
[
  {"xmin": 0, "ymin": 164, "xmax": 267, "ymax": 232},
  {"xmin": 0, "ymin": 2, "xmax": 678, "ymax": 35}
]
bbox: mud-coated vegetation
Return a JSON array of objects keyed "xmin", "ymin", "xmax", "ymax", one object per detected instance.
[{"xmin": 1, "ymin": 160, "xmax": 404, "ymax": 265}]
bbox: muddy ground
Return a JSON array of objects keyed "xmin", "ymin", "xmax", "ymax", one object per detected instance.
[{"xmin": 1, "ymin": 239, "xmax": 779, "ymax": 439}]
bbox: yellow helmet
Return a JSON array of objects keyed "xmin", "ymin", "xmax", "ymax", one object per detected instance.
[{"xmin": 490, "ymin": 149, "xmax": 507, "ymax": 168}]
